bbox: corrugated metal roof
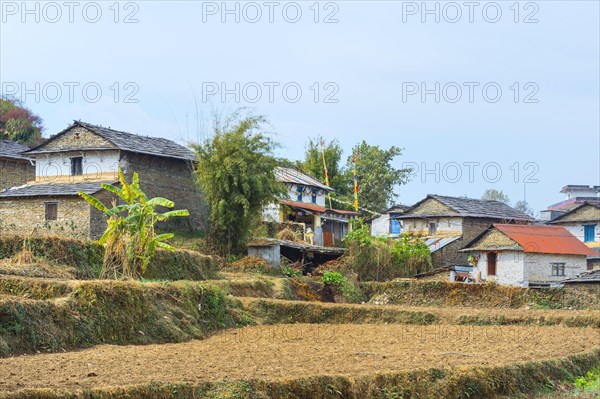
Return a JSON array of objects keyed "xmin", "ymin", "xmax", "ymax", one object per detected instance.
[
  {"xmin": 279, "ymin": 198, "xmax": 326, "ymax": 213},
  {"xmin": 424, "ymin": 235, "xmax": 462, "ymax": 253},
  {"xmin": 274, "ymin": 167, "xmax": 333, "ymax": 192},
  {"xmin": 26, "ymin": 121, "xmax": 196, "ymax": 161},
  {"xmin": 494, "ymin": 224, "xmax": 598, "ymax": 256},
  {"xmin": 0, "ymin": 140, "xmax": 32, "ymax": 161},
  {"xmin": 0, "ymin": 180, "xmax": 116, "ymax": 198}
]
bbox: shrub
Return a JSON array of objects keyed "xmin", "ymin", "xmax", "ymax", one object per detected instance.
[{"xmin": 341, "ymin": 223, "xmax": 432, "ymax": 281}]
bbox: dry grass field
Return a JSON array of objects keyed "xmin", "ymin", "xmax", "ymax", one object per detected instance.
[{"xmin": 1, "ymin": 324, "xmax": 598, "ymax": 392}]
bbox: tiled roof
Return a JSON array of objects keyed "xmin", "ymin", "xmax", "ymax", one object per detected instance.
[
  {"xmin": 465, "ymin": 224, "xmax": 598, "ymax": 256},
  {"xmin": 275, "ymin": 167, "xmax": 333, "ymax": 192},
  {"xmin": 0, "ymin": 181, "xmax": 116, "ymax": 198},
  {"xmin": 0, "ymin": 140, "xmax": 32, "ymax": 161},
  {"xmin": 399, "ymin": 194, "xmax": 534, "ymax": 221},
  {"xmin": 562, "ymin": 269, "xmax": 600, "ymax": 284},
  {"xmin": 26, "ymin": 121, "xmax": 196, "ymax": 161}
]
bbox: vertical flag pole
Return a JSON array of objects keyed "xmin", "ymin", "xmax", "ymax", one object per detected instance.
[
  {"xmin": 352, "ymin": 151, "xmax": 359, "ymax": 212},
  {"xmin": 321, "ymin": 139, "xmax": 333, "ymax": 209}
]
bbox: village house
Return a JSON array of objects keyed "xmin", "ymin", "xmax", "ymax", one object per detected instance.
[
  {"xmin": 461, "ymin": 224, "xmax": 596, "ymax": 288},
  {"xmin": 397, "ymin": 194, "xmax": 534, "ymax": 269},
  {"xmin": 546, "ymin": 202, "xmax": 600, "ymax": 269},
  {"xmin": 0, "ymin": 140, "xmax": 35, "ymax": 191},
  {"xmin": 370, "ymin": 204, "xmax": 410, "ymax": 238},
  {"xmin": 0, "ymin": 121, "xmax": 203, "ymax": 239},
  {"xmin": 262, "ymin": 166, "xmax": 357, "ymax": 246},
  {"xmin": 540, "ymin": 184, "xmax": 600, "ymax": 221}
]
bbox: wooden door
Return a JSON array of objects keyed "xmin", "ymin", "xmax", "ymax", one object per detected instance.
[{"xmin": 487, "ymin": 252, "xmax": 497, "ymax": 276}]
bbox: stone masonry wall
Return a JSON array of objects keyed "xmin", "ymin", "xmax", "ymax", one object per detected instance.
[
  {"xmin": 41, "ymin": 127, "xmax": 115, "ymax": 150},
  {"xmin": 0, "ymin": 196, "xmax": 90, "ymax": 240},
  {"xmin": 0, "ymin": 158, "xmax": 35, "ymax": 191},
  {"xmin": 120, "ymin": 152, "xmax": 206, "ymax": 231}
]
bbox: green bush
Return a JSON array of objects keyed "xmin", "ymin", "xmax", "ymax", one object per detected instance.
[{"xmin": 341, "ymin": 223, "xmax": 432, "ymax": 281}]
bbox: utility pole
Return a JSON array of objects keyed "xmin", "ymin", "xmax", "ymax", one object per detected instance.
[
  {"xmin": 352, "ymin": 151, "xmax": 359, "ymax": 212},
  {"xmin": 320, "ymin": 139, "xmax": 333, "ymax": 209}
]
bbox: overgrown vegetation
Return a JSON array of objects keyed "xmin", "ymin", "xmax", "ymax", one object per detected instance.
[
  {"xmin": 574, "ymin": 366, "xmax": 600, "ymax": 392},
  {"xmin": 193, "ymin": 110, "xmax": 284, "ymax": 256},
  {"xmin": 79, "ymin": 169, "xmax": 188, "ymax": 280},
  {"xmin": 340, "ymin": 223, "xmax": 432, "ymax": 281},
  {"xmin": 0, "ymin": 235, "xmax": 217, "ymax": 281}
]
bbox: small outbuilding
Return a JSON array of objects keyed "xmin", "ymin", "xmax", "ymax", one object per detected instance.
[{"xmin": 461, "ymin": 224, "xmax": 597, "ymax": 288}]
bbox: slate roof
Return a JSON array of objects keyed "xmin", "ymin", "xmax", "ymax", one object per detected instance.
[
  {"xmin": 275, "ymin": 167, "xmax": 333, "ymax": 192},
  {"xmin": 0, "ymin": 181, "xmax": 116, "ymax": 198},
  {"xmin": 462, "ymin": 224, "xmax": 598, "ymax": 256},
  {"xmin": 562, "ymin": 269, "xmax": 600, "ymax": 284},
  {"xmin": 398, "ymin": 194, "xmax": 534, "ymax": 221},
  {"xmin": 0, "ymin": 140, "xmax": 32, "ymax": 161},
  {"xmin": 546, "ymin": 202, "xmax": 600, "ymax": 224},
  {"xmin": 26, "ymin": 121, "xmax": 196, "ymax": 161}
]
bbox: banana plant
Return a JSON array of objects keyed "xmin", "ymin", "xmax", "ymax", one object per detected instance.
[{"xmin": 79, "ymin": 168, "xmax": 189, "ymax": 279}]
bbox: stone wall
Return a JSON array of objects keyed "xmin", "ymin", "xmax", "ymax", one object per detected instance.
[
  {"xmin": 41, "ymin": 127, "xmax": 115, "ymax": 151},
  {"xmin": 466, "ymin": 228, "xmax": 521, "ymax": 250},
  {"xmin": 120, "ymin": 152, "xmax": 206, "ymax": 231},
  {"xmin": 0, "ymin": 158, "xmax": 35, "ymax": 191},
  {"xmin": 402, "ymin": 217, "xmax": 463, "ymax": 236},
  {"xmin": 0, "ymin": 196, "xmax": 90, "ymax": 240},
  {"xmin": 556, "ymin": 204, "xmax": 600, "ymax": 223},
  {"xmin": 409, "ymin": 198, "xmax": 458, "ymax": 216}
]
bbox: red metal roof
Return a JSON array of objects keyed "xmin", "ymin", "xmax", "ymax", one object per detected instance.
[
  {"xmin": 494, "ymin": 224, "xmax": 597, "ymax": 256},
  {"xmin": 279, "ymin": 199, "xmax": 326, "ymax": 213}
]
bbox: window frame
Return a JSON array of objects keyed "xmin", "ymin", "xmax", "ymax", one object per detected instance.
[
  {"xmin": 428, "ymin": 222, "xmax": 437, "ymax": 235},
  {"xmin": 44, "ymin": 202, "xmax": 58, "ymax": 221},
  {"xmin": 70, "ymin": 156, "xmax": 83, "ymax": 176},
  {"xmin": 551, "ymin": 262, "xmax": 566, "ymax": 277}
]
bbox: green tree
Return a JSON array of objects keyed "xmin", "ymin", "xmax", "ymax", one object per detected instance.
[
  {"xmin": 481, "ymin": 189, "xmax": 510, "ymax": 204},
  {"xmin": 79, "ymin": 169, "xmax": 189, "ymax": 279},
  {"xmin": 0, "ymin": 96, "xmax": 44, "ymax": 145},
  {"xmin": 299, "ymin": 136, "xmax": 345, "ymax": 193},
  {"xmin": 514, "ymin": 200, "xmax": 534, "ymax": 216},
  {"xmin": 343, "ymin": 141, "xmax": 411, "ymax": 212},
  {"xmin": 193, "ymin": 111, "xmax": 284, "ymax": 255}
]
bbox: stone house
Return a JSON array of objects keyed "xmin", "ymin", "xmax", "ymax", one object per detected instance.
[
  {"xmin": 546, "ymin": 202, "xmax": 600, "ymax": 270},
  {"xmin": 397, "ymin": 195, "xmax": 535, "ymax": 269},
  {"xmin": 0, "ymin": 140, "xmax": 35, "ymax": 191},
  {"xmin": 541, "ymin": 184, "xmax": 600, "ymax": 221},
  {"xmin": 370, "ymin": 204, "xmax": 410, "ymax": 238},
  {"xmin": 462, "ymin": 224, "xmax": 596, "ymax": 287},
  {"xmin": 0, "ymin": 121, "xmax": 203, "ymax": 239},
  {"xmin": 262, "ymin": 166, "xmax": 357, "ymax": 246}
]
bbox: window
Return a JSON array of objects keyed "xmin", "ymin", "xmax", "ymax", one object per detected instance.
[
  {"xmin": 428, "ymin": 222, "xmax": 437, "ymax": 235},
  {"xmin": 311, "ymin": 190, "xmax": 317, "ymax": 204},
  {"xmin": 487, "ymin": 252, "xmax": 497, "ymax": 276},
  {"xmin": 71, "ymin": 157, "xmax": 83, "ymax": 176},
  {"xmin": 45, "ymin": 202, "xmax": 58, "ymax": 221},
  {"xmin": 551, "ymin": 263, "xmax": 565, "ymax": 277},
  {"xmin": 296, "ymin": 185, "xmax": 303, "ymax": 202},
  {"xmin": 584, "ymin": 225, "xmax": 596, "ymax": 242},
  {"xmin": 390, "ymin": 219, "xmax": 401, "ymax": 235}
]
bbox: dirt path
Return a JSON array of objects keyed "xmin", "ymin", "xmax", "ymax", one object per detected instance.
[{"xmin": 1, "ymin": 324, "xmax": 598, "ymax": 392}]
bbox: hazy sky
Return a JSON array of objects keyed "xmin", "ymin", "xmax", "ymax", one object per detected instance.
[{"xmin": 1, "ymin": 0, "xmax": 599, "ymax": 213}]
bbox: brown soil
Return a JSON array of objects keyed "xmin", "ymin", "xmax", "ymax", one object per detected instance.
[{"xmin": 1, "ymin": 324, "xmax": 598, "ymax": 392}]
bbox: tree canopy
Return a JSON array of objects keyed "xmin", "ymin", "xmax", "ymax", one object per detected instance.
[
  {"xmin": 481, "ymin": 189, "xmax": 510, "ymax": 204},
  {"xmin": 0, "ymin": 96, "xmax": 44, "ymax": 145},
  {"xmin": 193, "ymin": 111, "xmax": 284, "ymax": 255}
]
